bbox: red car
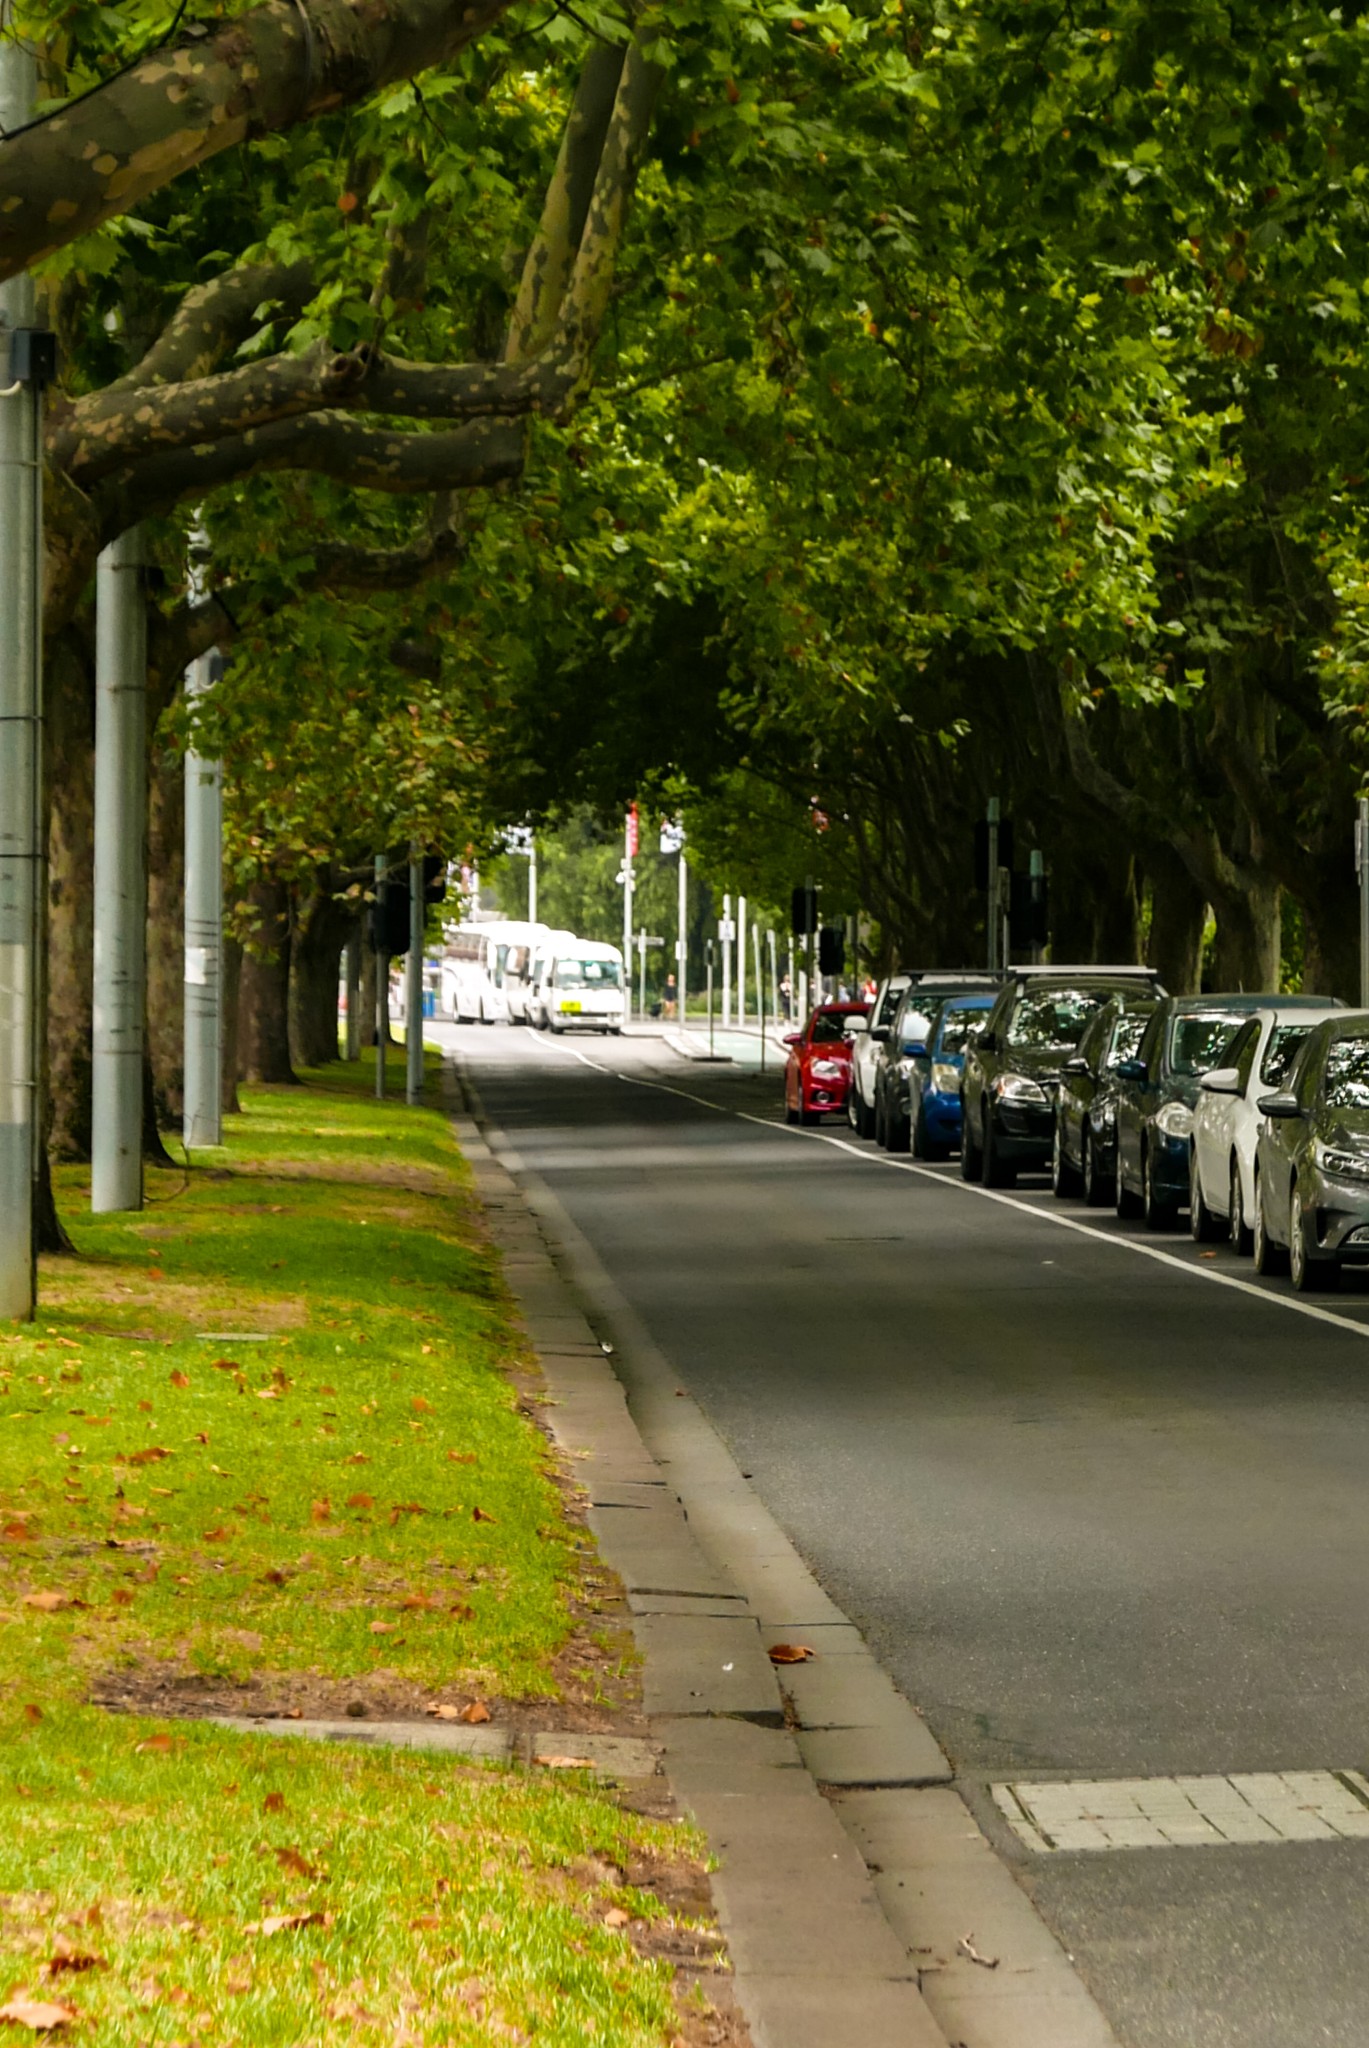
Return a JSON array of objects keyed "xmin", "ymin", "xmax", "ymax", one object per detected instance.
[{"xmin": 783, "ymin": 1003, "xmax": 871, "ymax": 1124}]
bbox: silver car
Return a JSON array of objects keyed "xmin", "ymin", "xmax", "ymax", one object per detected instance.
[{"xmin": 1252, "ymin": 1013, "xmax": 1369, "ymax": 1291}]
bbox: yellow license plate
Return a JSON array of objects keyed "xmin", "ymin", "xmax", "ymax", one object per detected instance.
[{"xmin": 562, "ymin": 1001, "xmax": 581, "ymax": 1014}]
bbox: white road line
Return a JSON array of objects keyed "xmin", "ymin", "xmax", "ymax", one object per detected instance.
[{"xmin": 516, "ymin": 1034, "xmax": 1369, "ymax": 1344}]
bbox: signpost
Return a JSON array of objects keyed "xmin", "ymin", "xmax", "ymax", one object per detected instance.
[{"xmin": 636, "ymin": 931, "xmax": 664, "ymax": 1017}]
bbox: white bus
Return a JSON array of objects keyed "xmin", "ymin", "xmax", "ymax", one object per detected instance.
[{"xmin": 443, "ymin": 920, "xmax": 547, "ymax": 1024}]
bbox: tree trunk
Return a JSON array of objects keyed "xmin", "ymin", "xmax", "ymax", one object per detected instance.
[
  {"xmin": 142, "ymin": 1047, "xmax": 176, "ymax": 1166},
  {"xmin": 237, "ymin": 876, "xmax": 296, "ymax": 1085},
  {"xmin": 1208, "ymin": 879, "xmax": 1281, "ymax": 994},
  {"xmin": 146, "ymin": 741, "xmax": 185, "ymax": 1131},
  {"xmin": 34, "ymin": 1150, "xmax": 74, "ymax": 1257},
  {"xmin": 222, "ymin": 932, "xmax": 243, "ymax": 1115},
  {"xmin": 45, "ymin": 632, "xmax": 95, "ymax": 1161},
  {"xmin": 1298, "ymin": 870, "xmax": 1360, "ymax": 1003},
  {"xmin": 1145, "ymin": 847, "xmax": 1207, "ymax": 995},
  {"xmin": 288, "ymin": 872, "xmax": 352, "ymax": 1068}
]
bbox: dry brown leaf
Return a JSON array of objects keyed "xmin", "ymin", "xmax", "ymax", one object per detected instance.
[
  {"xmin": 273, "ymin": 1847, "xmax": 320, "ymax": 1881},
  {"xmin": 21, "ymin": 1593, "xmax": 69, "ymax": 1615},
  {"xmin": 767, "ymin": 1643, "xmax": 816, "ymax": 1664},
  {"xmin": 22, "ymin": 1704, "xmax": 42, "ymax": 1724},
  {"xmin": 243, "ymin": 1912, "xmax": 332, "ymax": 1936},
  {"xmin": 445, "ymin": 1450, "xmax": 476, "ymax": 1465},
  {"xmin": 448, "ymin": 1602, "xmax": 474, "ymax": 1622},
  {"xmin": 602, "ymin": 1907, "xmax": 630, "ymax": 1928},
  {"xmin": 263, "ymin": 1792, "xmax": 285, "ymax": 1814},
  {"xmin": 125, "ymin": 1447, "xmax": 171, "ymax": 1466},
  {"xmin": 411, "ymin": 1398, "xmax": 432, "ymax": 1414},
  {"xmin": 3, "ymin": 1520, "xmax": 34, "ymax": 1541},
  {"xmin": 409, "ymin": 1915, "xmax": 440, "ymax": 1931},
  {"xmin": 400, "ymin": 1595, "xmax": 435, "ymax": 1611},
  {"xmin": 260, "ymin": 1569, "xmax": 285, "ymax": 1587},
  {"xmin": 368, "ymin": 1621, "xmax": 396, "ymax": 1636},
  {"xmin": 426, "ymin": 1705, "xmax": 462, "ymax": 1722},
  {"xmin": 169, "ymin": 1372, "xmax": 189, "ymax": 1389},
  {"xmin": 201, "ymin": 1527, "xmax": 230, "ymax": 1543},
  {"xmin": 472, "ymin": 1507, "xmax": 495, "ymax": 1525},
  {"xmin": 537, "ymin": 1754, "xmax": 594, "ymax": 1771},
  {"xmin": 344, "ymin": 1454, "xmax": 370, "ymax": 1466},
  {"xmin": 46, "ymin": 1938, "xmax": 105, "ymax": 1978},
  {"xmin": 110, "ymin": 1592, "xmax": 134, "ymax": 1608},
  {"xmin": 254, "ymin": 1390, "xmax": 280, "ymax": 1402},
  {"xmin": 457, "ymin": 1701, "xmax": 491, "ymax": 1726},
  {"xmin": 0, "ymin": 1995, "xmax": 79, "ymax": 2030},
  {"xmin": 345, "ymin": 1493, "xmax": 373, "ymax": 1511},
  {"xmin": 135, "ymin": 1734, "xmax": 174, "ymax": 1756},
  {"xmin": 309, "ymin": 1500, "xmax": 331, "ymax": 1524}
]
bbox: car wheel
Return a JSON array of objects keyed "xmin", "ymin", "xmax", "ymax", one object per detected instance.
[
  {"xmin": 1082, "ymin": 1130, "xmax": 1112, "ymax": 1208},
  {"xmin": 1189, "ymin": 1155, "xmax": 1221, "ymax": 1242},
  {"xmin": 1288, "ymin": 1184, "xmax": 1340, "ymax": 1292},
  {"xmin": 1143, "ymin": 1145, "xmax": 1177, "ymax": 1231},
  {"xmin": 1252, "ymin": 1169, "xmax": 1287, "ymax": 1275},
  {"xmin": 1229, "ymin": 1157, "xmax": 1252, "ymax": 1255},
  {"xmin": 1051, "ymin": 1118, "xmax": 1080, "ymax": 1200},
  {"xmin": 847, "ymin": 1086, "xmax": 860, "ymax": 1132},
  {"xmin": 887, "ymin": 1103, "xmax": 910, "ymax": 1154},
  {"xmin": 982, "ymin": 1110, "xmax": 1016, "ymax": 1188},
  {"xmin": 960, "ymin": 1101, "xmax": 983, "ymax": 1181},
  {"xmin": 874, "ymin": 1089, "xmax": 888, "ymax": 1149},
  {"xmin": 785, "ymin": 1103, "xmax": 799, "ymax": 1126},
  {"xmin": 1115, "ymin": 1150, "xmax": 1144, "ymax": 1220},
  {"xmin": 800, "ymin": 1104, "xmax": 820, "ymax": 1127}
]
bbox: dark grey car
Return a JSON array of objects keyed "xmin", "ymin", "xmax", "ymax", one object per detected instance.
[{"xmin": 1252, "ymin": 1013, "xmax": 1369, "ymax": 1291}]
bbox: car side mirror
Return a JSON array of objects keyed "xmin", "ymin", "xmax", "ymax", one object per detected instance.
[
  {"xmin": 902, "ymin": 1040, "xmax": 928, "ymax": 1059},
  {"xmin": 1116, "ymin": 1058, "xmax": 1147, "ymax": 1082},
  {"xmin": 782, "ymin": 1031, "xmax": 801, "ymax": 1047},
  {"xmin": 1257, "ymin": 1090, "xmax": 1303, "ymax": 1118},
  {"xmin": 1062, "ymin": 1055, "xmax": 1090, "ymax": 1077},
  {"xmin": 1200, "ymin": 1066, "xmax": 1242, "ymax": 1095}
]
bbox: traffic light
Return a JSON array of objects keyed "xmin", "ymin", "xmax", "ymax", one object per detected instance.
[
  {"xmin": 370, "ymin": 873, "xmax": 411, "ymax": 958},
  {"xmin": 818, "ymin": 926, "xmax": 846, "ymax": 975},
  {"xmin": 791, "ymin": 884, "xmax": 818, "ymax": 936}
]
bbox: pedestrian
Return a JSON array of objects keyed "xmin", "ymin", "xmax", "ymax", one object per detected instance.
[
  {"xmin": 664, "ymin": 972, "xmax": 678, "ymax": 1020},
  {"xmin": 779, "ymin": 973, "xmax": 792, "ymax": 1020}
]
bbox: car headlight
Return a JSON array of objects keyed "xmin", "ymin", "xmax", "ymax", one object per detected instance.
[
  {"xmin": 1155, "ymin": 1101, "xmax": 1193, "ymax": 1140},
  {"xmin": 995, "ymin": 1074, "xmax": 1048, "ymax": 1104},
  {"xmin": 931, "ymin": 1062, "xmax": 960, "ymax": 1095},
  {"xmin": 1317, "ymin": 1145, "xmax": 1369, "ymax": 1183},
  {"xmin": 811, "ymin": 1059, "xmax": 844, "ymax": 1081}
]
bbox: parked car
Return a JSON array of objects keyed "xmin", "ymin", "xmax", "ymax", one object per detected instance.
[
  {"xmin": 1251, "ymin": 1013, "xmax": 1369, "ymax": 1289},
  {"xmin": 846, "ymin": 974, "xmax": 910, "ymax": 1137},
  {"xmin": 907, "ymin": 992, "xmax": 997, "ymax": 1159},
  {"xmin": 872, "ymin": 973, "xmax": 1000, "ymax": 1149},
  {"xmin": 1051, "ymin": 993, "xmax": 1158, "ymax": 1204},
  {"xmin": 961, "ymin": 968, "xmax": 1165, "ymax": 1187},
  {"xmin": 783, "ymin": 1002, "xmax": 871, "ymax": 1125},
  {"xmin": 1114, "ymin": 996, "xmax": 1287, "ymax": 1228},
  {"xmin": 1190, "ymin": 1000, "xmax": 1347, "ymax": 1249}
]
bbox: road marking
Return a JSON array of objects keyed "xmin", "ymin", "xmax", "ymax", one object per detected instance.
[
  {"xmin": 993, "ymin": 1770, "xmax": 1369, "ymax": 1852},
  {"xmin": 522, "ymin": 1033, "xmax": 1369, "ymax": 1345}
]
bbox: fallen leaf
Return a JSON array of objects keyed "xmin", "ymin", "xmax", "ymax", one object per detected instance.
[
  {"xmin": 603, "ymin": 1907, "xmax": 630, "ymax": 1928},
  {"xmin": 411, "ymin": 1397, "xmax": 432, "ymax": 1414},
  {"xmin": 537, "ymin": 1754, "xmax": 594, "ymax": 1771},
  {"xmin": 124, "ymin": 1447, "xmax": 171, "ymax": 1466},
  {"xmin": 201, "ymin": 1528, "xmax": 230, "ymax": 1542},
  {"xmin": 345, "ymin": 1493, "xmax": 373, "ymax": 1510},
  {"xmin": 243, "ymin": 1912, "xmax": 333, "ymax": 1936},
  {"xmin": 767, "ymin": 1643, "xmax": 816, "ymax": 1664},
  {"xmin": 400, "ymin": 1595, "xmax": 435, "ymax": 1611},
  {"xmin": 46, "ymin": 1937, "xmax": 106, "ymax": 1977},
  {"xmin": 273, "ymin": 1846, "xmax": 320, "ymax": 1880},
  {"xmin": 225, "ymin": 1977, "xmax": 251, "ymax": 1995},
  {"xmin": 169, "ymin": 1372, "xmax": 189, "ymax": 1389},
  {"xmin": 136, "ymin": 1734, "xmax": 175, "ymax": 1755},
  {"xmin": 22, "ymin": 1593, "xmax": 69, "ymax": 1614},
  {"xmin": 137, "ymin": 1400, "xmax": 152, "ymax": 1413},
  {"xmin": 426, "ymin": 1704, "xmax": 462, "ymax": 1721},
  {"xmin": 344, "ymin": 1453, "xmax": 370, "ymax": 1465},
  {"xmin": 263, "ymin": 1792, "xmax": 285, "ymax": 1814},
  {"xmin": 409, "ymin": 1915, "xmax": 440, "ymax": 1931},
  {"xmin": 3, "ymin": 1520, "xmax": 34, "ymax": 1541},
  {"xmin": 448, "ymin": 1602, "xmax": 474, "ymax": 1621},
  {"xmin": 22, "ymin": 1704, "xmax": 42, "ymax": 1724},
  {"xmin": 472, "ymin": 1507, "xmax": 495, "ymax": 1525},
  {"xmin": 309, "ymin": 1500, "xmax": 331, "ymax": 1524},
  {"xmin": 261, "ymin": 1569, "xmax": 285, "ymax": 1587},
  {"xmin": 445, "ymin": 1451, "xmax": 475, "ymax": 1465},
  {"xmin": 111, "ymin": 1591, "xmax": 134, "ymax": 1608},
  {"xmin": 0, "ymin": 1995, "xmax": 79, "ymax": 2030},
  {"xmin": 368, "ymin": 1621, "xmax": 396, "ymax": 1636},
  {"xmin": 254, "ymin": 1390, "xmax": 280, "ymax": 1402},
  {"xmin": 457, "ymin": 1701, "xmax": 491, "ymax": 1725}
]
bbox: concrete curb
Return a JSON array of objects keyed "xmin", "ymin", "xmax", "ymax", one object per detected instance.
[
  {"xmin": 449, "ymin": 1064, "xmax": 947, "ymax": 2048},
  {"xmin": 453, "ymin": 1046, "xmax": 1125, "ymax": 2048}
]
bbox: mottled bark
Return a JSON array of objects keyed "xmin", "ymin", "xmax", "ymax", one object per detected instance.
[
  {"xmin": 289, "ymin": 874, "xmax": 352, "ymax": 1068},
  {"xmin": 237, "ymin": 876, "xmax": 296, "ymax": 1084},
  {"xmin": 0, "ymin": 0, "xmax": 518, "ymax": 281},
  {"xmin": 1145, "ymin": 846, "xmax": 1207, "ymax": 996},
  {"xmin": 1208, "ymin": 879, "xmax": 1281, "ymax": 996},
  {"xmin": 359, "ymin": 927, "xmax": 378, "ymax": 1050}
]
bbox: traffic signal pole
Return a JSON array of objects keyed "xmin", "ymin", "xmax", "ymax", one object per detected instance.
[
  {"xmin": 406, "ymin": 851, "xmax": 423, "ymax": 1105},
  {"xmin": 0, "ymin": 11, "xmax": 42, "ymax": 1316},
  {"xmin": 91, "ymin": 527, "xmax": 147, "ymax": 1215}
]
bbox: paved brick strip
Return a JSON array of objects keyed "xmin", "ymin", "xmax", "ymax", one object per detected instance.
[{"xmin": 994, "ymin": 1770, "xmax": 1369, "ymax": 1851}]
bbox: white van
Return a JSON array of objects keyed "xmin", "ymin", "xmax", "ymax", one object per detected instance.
[
  {"xmin": 524, "ymin": 929, "xmax": 577, "ymax": 1030},
  {"xmin": 534, "ymin": 940, "xmax": 625, "ymax": 1034},
  {"xmin": 445, "ymin": 920, "xmax": 545, "ymax": 1024}
]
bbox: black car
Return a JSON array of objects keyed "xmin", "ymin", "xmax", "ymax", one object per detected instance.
[
  {"xmin": 961, "ymin": 968, "xmax": 1165, "ymax": 1188},
  {"xmin": 1051, "ymin": 994, "xmax": 1157, "ymax": 1205},
  {"xmin": 1112, "ymin": 995, "xmax": 1298, "ymax": 1228},
  {"xmin": 873, "ymin": 972, "xmax": 999, "ymax": 1151},
  {"xmin": 1253, "ymin": 1012, "xmax": 1369, "ymax": 1290}
]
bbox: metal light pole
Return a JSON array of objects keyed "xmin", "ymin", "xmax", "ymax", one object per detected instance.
[
  {"xmin": 622, "ymin": 813, "xmax": 635, "ymax": 1026},
  {"xmin": 986, "ymin": 796, "xmax": 1001, "ymax": 972},
  {"xmin": 91, "ymin": 528, "xmax": 147, "ymax": 1214},
  {"xmin": 738, "ymin": 895, "xmax": 747, "ymax": 1026},
  {"xmin": 677, "ymin": 850, "xmax": 689, "ymax": 1026},
  {"xmin": 183, "ymin": 635, "xmax": 223, "ymax": 1150},
  {"xmin": 0, "ymin": 19, "xmax": 44, "ymax": 1317},
  {"xmin": 638, "ymin": 929, "xmax": 647, "ymax": 1018},
  {"xmin": 406, "ymin": 852, "xmax": 423, "ymax": 1104},
  {"xmin": 706, "ymin": 939, "xmax": 715, "ymax": 1059},
  {"xmin": 374, "ymin": 854, "xmax": 387, "ymax": 1101},
  {"xmin": 528, "ymin": 839, "xmax": 538, "ymax": 925},
  {"xmin": 754, "ymin": 925, "xmax": 765, "ymax": 1075},
  {"xmin": 768, "ymin": 930, "xmax": 779, "ymax": 1044},
  {"xmin": 722, "ymin": 892, "xmax": 732, "ymax": 1028}
]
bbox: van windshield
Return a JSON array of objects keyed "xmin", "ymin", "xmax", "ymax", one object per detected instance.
[{"xmin": 554, "ymin": 958, "xmax": 622, "ymax": 990}]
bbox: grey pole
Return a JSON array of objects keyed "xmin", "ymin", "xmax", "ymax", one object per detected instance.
[
  {"xmin": 738, "ymin": 895, "xmax": 747, "ymax": 1026},
  {"xmin": 1359, "ymin": 799, "xmax": 1369, "ymax": 1011},
  {"xmin": 754, "ymin": 925, "xmax": 765, "ymax": 1075},
  {"xmin": 707, "ymin": 940, "xmax": 715, "ymax": 1059},
  {"xmin": 986, "ymin": 796, "xmax": 1000, "ymax": 972},
  {"xmin": 722, "ymin": 892, "xmax": 732, "ymax": 1028},
  {"xmin": 0, "ymin": 12, "xmax": 42, "ymax": 1318},
  {"xmin": 677, "ymin": 850, "xmax": 688, "ymax": 1025},
  {"xmin": 374, "ymin": 855, "xmax": 386, "ymax": 1101},
  {"xmin": 91, "ymin": 528, "xmax": 147, "ymax": 1214},
  {"xmin": 183, "ymin": 637, "xmax": 223, "ymax": 1151},
  {"xmin": 768, "ymin": 930, "xmax": 779, "ymax": 1044},
  {"xmin": 528, "ymin": 840, "xmax": 538, "ymax": 925},
  {"xmin": 406, "ymin": 853, "xmax": 423, "ymax": 1105},
  {"xmin": 344, "ymin": 932, "xmax": 360, "ymax": 1061}
]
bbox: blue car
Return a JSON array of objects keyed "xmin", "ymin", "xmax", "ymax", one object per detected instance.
[{"xmin": 907, "ymin": 992, "xmax": 997, "ymax": 1160}]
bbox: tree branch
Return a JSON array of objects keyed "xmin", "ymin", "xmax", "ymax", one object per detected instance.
[
  {"xmin": 103, "ymin": 259, "xmax": 315, "ymax": 395},
  {"xmin": 0, "ymin": 0, "xmax": 517, "ymax": 281}
]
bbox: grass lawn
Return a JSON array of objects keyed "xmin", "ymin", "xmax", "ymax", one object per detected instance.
[{"xmin": 0, "ymin": 1049, "xmax": 719, "ymax": 2045}]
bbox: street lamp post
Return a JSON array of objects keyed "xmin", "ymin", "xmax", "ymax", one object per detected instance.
[
  {"xmin": 406, "ymin": 851, "xmax": 423, "ymax": 1106},
  {"xmin": 91, "ymin": 526, "xmax": 147, "ymax": 1215}
]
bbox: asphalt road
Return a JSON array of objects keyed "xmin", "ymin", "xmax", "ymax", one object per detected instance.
[{"xmin": 456, "ymin": 1024, "xmax": 1369, "ymax": 2048}]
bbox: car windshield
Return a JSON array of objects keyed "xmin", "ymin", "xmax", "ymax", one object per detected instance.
[
  {"xmin": 554, "ymin": 959, "xmax": 621, "ymax": 990},
  {"xmin": 937, "ymin": 1002, "xmax": 987, "ymax": 1055},
  {"xmin": 1323, "ymin": 1035, "xmax": 1369, "ymax": 1109},
  {"xmin": 876, "ymin": 983, "xmax": 904, "ymax": 1028},
  {"xmin": 1167, "ymin": 1013, "xmax": 1243, "ymax": 1078},
  {"xmin": 1261, "ymin": 1024, "xmax": 1312, "ymax": 1088},
  {"xmin": 811, "ymin": 1011, "xmax": 859, "ymax": 1044},
  {"xmin": 1107, "ymin": 1012, "xmax": 1149, "ymax": 1066},
  {"xmin": 1006, "ymin": 987, "xmax": 1116, "ymax": 1051}
]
